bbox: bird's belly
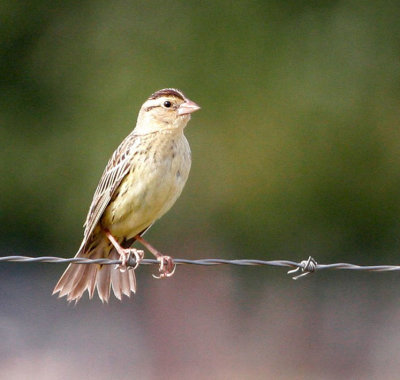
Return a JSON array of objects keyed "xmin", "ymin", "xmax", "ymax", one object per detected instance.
[{"xmin": 102, "ymin": 145, "xmax": 191, "ymax": 239}]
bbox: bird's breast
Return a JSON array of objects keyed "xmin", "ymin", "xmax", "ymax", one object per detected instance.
[{"xmin": 102, "ymin": 132, "xmax": 191, "ymax": 239}]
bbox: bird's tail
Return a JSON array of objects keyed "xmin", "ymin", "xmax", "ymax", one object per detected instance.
[{"xmin": 53, "ymin": 237, "xmax": 136, "ymax": 303}]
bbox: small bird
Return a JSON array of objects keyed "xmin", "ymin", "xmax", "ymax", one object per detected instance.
[{"xmin": 53, "ymin": 88, "xmax": 200, "ymax": 302}]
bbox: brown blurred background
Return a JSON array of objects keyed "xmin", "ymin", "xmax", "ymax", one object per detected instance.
[{"xmin": 1, "ymin": 1, "xmax": 400, "ymax": 379}]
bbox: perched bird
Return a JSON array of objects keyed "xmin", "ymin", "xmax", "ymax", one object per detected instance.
[{"xmin": 53, "ymin": 88, "xmax": 200, "ymax": 302}]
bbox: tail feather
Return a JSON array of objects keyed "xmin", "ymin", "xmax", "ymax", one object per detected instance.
[
  {"xmin": 56, "ymin": 263, "xmax": 86, "ymax": 298},
  {"xmin": 120, "ymin": 264, "xmax": 129, "ymax": 294},
  {"xmin": 96, "ymin": 262, "xmax": 112, "ymax": 302},
  {"xmin": 53, "ymin": 237, "xmax": 137, "ymax": 303},
  {"xmin": 87, "ymin": 262, "xmax": 99, "ymax": 299},
  {"xmin": 111, "ymin": 268, "xmax": 122, "ymax": 300},
  {"xmin": 128, "ymin": 270, "xmax": 136, "ymax": 294},
  {"xmin": 68, "ymin": 264, "xmax": 91, "ymax": 302}
]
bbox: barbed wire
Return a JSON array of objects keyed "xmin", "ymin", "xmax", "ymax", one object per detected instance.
[{"xmin": 2, "ymin": 255, "xmax": 400, "ymax": 280}]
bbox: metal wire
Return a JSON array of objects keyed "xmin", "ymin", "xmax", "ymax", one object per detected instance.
[{"xmin": 1, "ymin": 255, "xmax": 400, "ymax": 279}]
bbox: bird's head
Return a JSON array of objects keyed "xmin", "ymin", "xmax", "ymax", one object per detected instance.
[{"xmin": 135, "ymin": 88, "xmax": 200, "ymax": 134}]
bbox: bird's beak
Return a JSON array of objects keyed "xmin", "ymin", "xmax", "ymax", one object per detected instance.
[{"xmin": 177, "ymin": 99, "xmax": 201, "ymax": 116}]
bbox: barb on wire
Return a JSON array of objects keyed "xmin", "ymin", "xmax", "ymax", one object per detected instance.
[
  {"xmin": 1, "ymin": 255, "xmax": 400, "ymax": 280},
  {"xmin": 288, "ymin": 256, "xmax": 318, "ymax": 280}
]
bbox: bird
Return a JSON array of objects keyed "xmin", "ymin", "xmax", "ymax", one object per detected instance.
[{"xmin": 53, "ymin": 88, "xmax": 200, "ymax": 302}]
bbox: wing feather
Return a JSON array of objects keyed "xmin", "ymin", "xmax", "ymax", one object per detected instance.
[{"xmin": 81, "ymin": 132, "xmax": 141, "ymax": 248}]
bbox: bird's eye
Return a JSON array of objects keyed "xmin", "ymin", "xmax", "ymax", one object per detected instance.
[{"xmin": 163, "ymin": 101, "xmax": 172, "ymax": 108}]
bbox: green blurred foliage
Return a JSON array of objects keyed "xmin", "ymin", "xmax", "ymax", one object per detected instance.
[{"xmin": 1, "ymin": 0, "xmax": 400, "ymax": 262}]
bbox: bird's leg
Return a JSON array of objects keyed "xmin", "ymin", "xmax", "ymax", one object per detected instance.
[
  {"xmin": 135, "ymin": 235, "xmax": 176, "ymax": 279},
  {"xmin": 104, "ymin": 230, "xmax": 144, "ymax": 272}
]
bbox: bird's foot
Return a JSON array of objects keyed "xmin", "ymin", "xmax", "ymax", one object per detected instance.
[
  {"xmin": 134, "ymin": 235, "xmax": 176, "ymax": 279},
  {"xmin": 152, "ymin": 255, "xmax": 176, "ymax": 279},
  {"xmin": 104, "ymin": 229, "xmax": 144, "ymax": 272},
  {"xmin": 115, "ymin": 248, "xmax": 144, "ymax": 272}
]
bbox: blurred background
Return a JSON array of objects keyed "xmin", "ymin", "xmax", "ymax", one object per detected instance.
[{"xmin": 1, "ymin": 0, "xmax": 400, "ymax": 378}]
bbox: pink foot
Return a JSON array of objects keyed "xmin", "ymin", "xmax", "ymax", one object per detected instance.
[
  {"xmin": 152, "ymin": 255, "xmax": 176, "ymax": 279},
  {"xmin": 115, "ymin": 248, "xmax": 144, "ymax": 272}
]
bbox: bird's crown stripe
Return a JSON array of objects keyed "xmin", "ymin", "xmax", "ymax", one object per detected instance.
[{"xmin": 149, "ymin": 88, "xmax": 185, "ymax": 101}]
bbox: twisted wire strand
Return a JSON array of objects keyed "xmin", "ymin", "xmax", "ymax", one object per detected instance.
[
  {"xmin": 1, "ymin": 255, "xmax": 400, "ymax": 279},
  {"xmin": 0, "ymin": 255, "xmax": 297, "ymax": 267}
]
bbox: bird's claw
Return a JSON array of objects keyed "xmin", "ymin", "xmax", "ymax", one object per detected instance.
[
  {"xmin": 115, "ymin": 249, "xmax": 144, "ymax": 272},
  {"xmin": 152, "ymin": 255, "xmax": 176, "ymax": 279},
  {"xmin": 129, "ymin": 249, "xmax": 144, "ymax": 270}
]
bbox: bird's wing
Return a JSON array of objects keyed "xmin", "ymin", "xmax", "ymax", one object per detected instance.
[{"xmin": 81, "ymin": 132, "xmax": 140, "ymax": 248}]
